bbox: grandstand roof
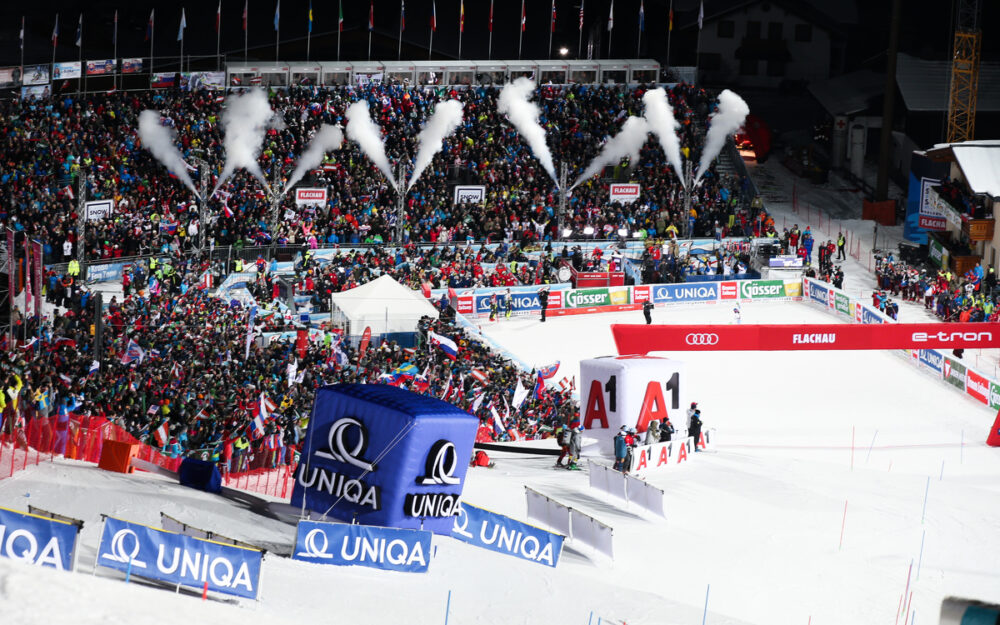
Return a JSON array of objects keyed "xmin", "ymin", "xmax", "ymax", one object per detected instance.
[
  {"xmin": 925, "ymin": 140, "xmax": 1000, "ymax": 198},
  {"xmin": 895, "ymin": 53, "xmax": 1000, "ymax": 113}
]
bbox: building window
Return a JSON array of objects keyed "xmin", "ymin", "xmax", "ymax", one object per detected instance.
[
  {"xmin": 746, "ymin": 20, "xmax": 761, "ymax": 39},
  {"xmin": 740, "ymin": 58, "xmax": 759, "ymax": 76},
  {"xmin": 717, "ymin": 20, "xmax": 735, "ymax": 38},
  {"xmin": 768, "ymin": 22, "xmax": 783, "ymax": 40},
  {"xmin": 766, "ymin": 59, "xmax": 786, "ymax": 77},
  {"xmin": 699, "ymin": 53, "xmax": 722, "ymax": 71},
  {"xmin": 795, "ymin": 24, "xmax": 813, "ymax": 42}
]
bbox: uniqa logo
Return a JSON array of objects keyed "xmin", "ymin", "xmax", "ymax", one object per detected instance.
[
  {"xmin": 452, "ymin": 506, "xmax": 556, "ymax": 566},
  {"xmin": 155, "ymin": 545, "xmax": 255, "ymax": 591},
  {"xmin": 100, "ymin": 528, "xmax": 148, "ymax": 568},
  {"xmin": 296, "ymin": 528, "xmax": 334, "ymax": 559},
  {"xmin": 684, "ymin": 333, "xmax": 719, "ymax": 346},
  {"xmin": 0, "ymin": 524, "xmax": 68, "ymax": 569},
  {"xmin": 315, "ymin": 417, "xmax": 375, "ymax": 471},
  {"xmin": 297, "ymin": 465, "xmax": 382, "ymax": 510},
  {"xmin": 338, "ymin": 534, "xmax": 428, "ymax": 568},
  {"xmin": 416, "ymin": 440, "xmax": 460, "ymax": 485}
]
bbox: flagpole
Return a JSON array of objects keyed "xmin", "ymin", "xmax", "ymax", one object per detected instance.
[
  {"xmin": 337, "ymin": 0, "xmax": 342, "ymax": 62},
  {"xmin": 217, "ymin": 2, "xmax": 222, "ymax": 70},
  {"xmin": 518, "ymin": 1, "xmax": 524, "ymax": 60},
  {"xmin": 78, "ymin": 16, "xmax": 82, "ymax": 95},
  {"xmin": 666, "ymin": 0, "xmax": 673, "ymax": 69},
  {"xmin": 114, "ymin": 12, "xmax": 119, "ymax": 90},
  {"xmin": 458, "ymin": 3, "xmax": 463, "ymax": 60},
  {"xmin": 549, "ymin": 0, "xmax": 556, "ymax": 59},
  {"xmin": 488, "ymin": 0, "xmax": 494, "ymax": 59},
  {"xmin": 429, "ymin": 20, "xmax": 434, "ymax": 60},
  {"xmin": 307, "ymin": 5, "xmax": 312, "ymax": 62},
  {"xmin": 150, "ymin": 12, "xmax": 154, "ymax": 74},
  {"xmin": 397, "ymin": 1, "xmax": 403, "ymax": 61},
  {"xmin": 244, "ymin": 1, "xmax": 248, "ymax": 64},
  {"xmin": 52, "ymin": 14, "xmax": 57, "ymax": 69},
  {"xmin": 275, "ymin": 1, "xmax": 280, "ymax": 63},
  {"xmin": 636, "ymin": 15, "xmax": 641, "ymax": 57},
  {"xmin": 577, "ymin": 0, "xmax": 583, "ymax": 58},
  {"xmin": 20, "ymin": 17, "xmax": 24, "ymax": 78}
]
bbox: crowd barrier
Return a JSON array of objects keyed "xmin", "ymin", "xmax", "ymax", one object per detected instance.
[
  {"xmin": 524, "ymin": 486, "xmax": 614, "ymax": 559},
  {"xmin": 802, "ymin": 277, "xmax": 999, "ymax": 413},
  {"xmin": 587, "ymin": 461, "xmax": 666, "ymax": 518},
  {"xmin": 160, "ymin": 511, "xmax": 264, "ymax": 551}
]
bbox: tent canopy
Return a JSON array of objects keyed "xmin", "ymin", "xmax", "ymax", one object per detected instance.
[{"xmin": 330, "ymin": 275, "xmax": 439, "ymax": 335}]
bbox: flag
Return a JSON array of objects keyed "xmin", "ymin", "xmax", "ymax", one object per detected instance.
[
  {"xmin": 440, "ymin": 373, "xmax": 453, "ymax": 400},
  {"xmin": 369, "ymin": 1, "xmax": 374, "ymax": 30},
  {"xmin": 488, "ymin": 0, "xmax": 493, "ymax": 32},
  {"xmin": 550, "ymin": 0, "xmax": 556, "ymax": 32},
  {"xmin": 121, "ymin": 339, "xmax": 146, "ymax": 365},
  {"xmin": 243, "ymin": 0, "xmax": 248, "ymax": 31},
  {"xmin": 338, "ymin": 0, "xmax": 344, "ymax": 31},
  {"xmin": 639, "ymin": 0, "xmax": 644, "ymax": 32},
  {"xmin": 536, "ymin": 361, "xmax": 560, "ymax": 380},
  {"xmin": 431, "ymin": 0, "xmax": 436, "ymax": 31},
  {"xmin": 153, "ymin": 422, "xmax": 169, "ymax": 447},
  {"xmin": 428, "ymin": 331, "xmax": 458, "ymax": 360},
  {"xmin": 75, "ymin": 14, "xmax": 82, "ymax": 48},
  {"xmin": 533, "ymin": 376, "xmax": 545, "ymax": 400},
  {"xmin": 260, "ymin": 392, "xmax": 277, "ymax": 421},
  {"xmin": 308, "ymin": 1, "xmax": 313, "ymax": 32},
  {"xmin": 113, "ymin": 10, "xmax": 118, "ymax": 46},
  {"xmin": 512, "ymin": 379, "xmax": 529, "ymax": 409},
  {"xmin": 62, "ymin": 184, "xmax": 74, "ymax": 200},
  {"xmin": 19, "ymin": 17, "xmax": 23, "ymax": 51},
  {"xmin": 579, "ymin": 0, "xmax": 584, "ymax": 30},
  {"xmin": 400, "ymin": 0, "xmax": 405, "ymax": 31},
  {"xmin": 248, "ymin": 413, "xmax": 266, "ymax": 439},
  {"xmin": 89, "ymin": 360, "xmax": 100, "ymax": 376},
  {"xmin": 459, "ymin": 0, "xmax": 464, "ymax": 33},
  {"xmin": 520, "ymin": 0, "xmax": 525, "ymax": 31},
  {"xmin": 215, "ymin": 1, "xmax": 220, "ymax": 32},
  {"xmin": 698, "ymin": 0, "xmax": 703, "ymax": 30},
  {"xmin": 58, "ymin": 373, "xmax": 73, "ymax": 388},
  {"xmin": 52, "ymin": 14, "xmax": 58, "ymax": 47},
  {"xmin": 178, "ymin": 8, "xmax": 186, "ymax": 41},
  {"xmin": 607, "ymin": 0, "xmax": 613, "ymax": 31},
  {"xmin": 490, "ymin": 403, "xmax": 504, "ymax": 437},
  {"xmin": 274, "ymin": 0, "xmax": 280, "ymax": 30},
  {"xmin": 147, "ymin": 9, "xmax": 154, "ymax": 41},
  {"xmin": 669, "ymin": 6, "xmax": 673, "ymax": 31},
  {"xmin": 471, "ymin": 389, "xmax": 486, "ymax": 413},
  {"xmin": 171, "ymin": 362, "xmax": 183, "ymax": 379},
  {"xmin": 470, "ymin": 369, "xmax": 488, "ymax": 383}
]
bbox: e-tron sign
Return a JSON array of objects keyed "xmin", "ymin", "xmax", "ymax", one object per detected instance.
[{"xmin": 611, "ymin": 323, "xmax": 1000, "ymax": 354}]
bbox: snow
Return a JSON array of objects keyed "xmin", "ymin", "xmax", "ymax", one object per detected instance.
[{"xmin": 2, "ymin": 296, "xmax": 999, "ymax": 625}]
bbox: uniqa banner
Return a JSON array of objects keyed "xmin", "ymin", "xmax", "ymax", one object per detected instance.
[
  {"xmin": 97, "ymin": 517, "xmax": 262, "ymax": 599},
  {"xmin": 0, "ymin": 506, "xmax": 79, "ymax": 571},
  {"xmin": 292, "ymin": 520, "xmax": 431, "ymax": 573},
  {"xmin": 451, "ymin": 502, "xmax": 564, "ymax": 568}
]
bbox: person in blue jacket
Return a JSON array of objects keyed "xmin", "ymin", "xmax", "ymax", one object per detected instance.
[{"xmin": 613, "ymin": 426, "xmax": 629, "ymax": 472}]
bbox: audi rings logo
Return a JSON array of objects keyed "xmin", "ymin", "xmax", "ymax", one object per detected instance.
[
  {"xmin": 296, "ymin": 529, "xmax": 333, "ymax": 559},
  {"xmin": 315, "ymin": 417, "xmax": 375, "ymax": 471},
  {"xmin": 685, "ymin": 333, "xmax": 719, "ymax": 346},
  {"xmin": 417, "ymin": 440, "xmax": 460, "ymax": 486},
  {"xmin": 99, "ymin": 529, "xmax": 147, "ymax": 568}
]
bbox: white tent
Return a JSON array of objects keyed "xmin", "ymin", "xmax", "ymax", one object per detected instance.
[{"xmin": 329, "ymin": 275, "xmax": 439, "ymax": 336}]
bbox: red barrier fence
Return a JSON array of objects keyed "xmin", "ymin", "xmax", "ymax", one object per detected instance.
[
  {"xmin": 1, "ymin": 414, "xmax": 293, "ymax": 500},
  {"xmin": 612, "ymin": 322, "xmax": 1000, "ymax": 354}
]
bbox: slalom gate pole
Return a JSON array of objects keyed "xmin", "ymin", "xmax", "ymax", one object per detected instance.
[
  {"xmin": 851, "ymin": 426, "xmax": 855, "ymax": 470},
  {"xmin": 444, "ymin": 589, "xmax": 451, "ymax": 625},
  {"xmin": 903, "ymin": 590, "xmax": 913, "ymax": 625},
  {"xmin": 202, "ymin": 581, "xmax": 208, "ymax": 600},
  {"xmin": 125, "ymin": 556, "xmax": 133, "ymax": 583},
  {"xmin": 839, "ymin": 499, "xmax": 848, "ymax": 550},
  {"xmin": 920, "ymin": 477, "xmax": 930, "ymax": 524},
  {"xmin": 916, "ymin": 530, "xmax": 925, "ymax": 581},
  {"xmin": 866, "ymin": 430, "xmax": 878, "ymax": 463},
  {"xmin": 588, "ymin": 611, "xmax": 593, "ymax": 625},
  {"xmin": 939, "ymin": 461, "xmax": 944, "ymax": 481},
  {"xmin": 702, "ymin": 584, "xmax": 710, "ymax": 625}
]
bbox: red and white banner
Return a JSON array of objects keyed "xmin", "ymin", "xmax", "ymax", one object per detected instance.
[
  {"xmin": 609, "ymin": 183, "xmax": 641, "ymax": 203},
  {"xmin": 295, "ymin": 188, "xmax": 328, "ymax": 206},
  {"xmin": 612, "ymin": 322, "xmax": 1000, "ymax": 354}
]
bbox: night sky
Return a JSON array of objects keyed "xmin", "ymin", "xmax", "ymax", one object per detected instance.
[{"xmin": 1, "ymin": 1, "xmax": 996, "ymax": 72}]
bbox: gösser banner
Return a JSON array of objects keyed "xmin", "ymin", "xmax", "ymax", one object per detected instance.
[
  {"xmin": 293, "ymin": 520, "xmax": 432, "ymax": 573},
  {"xmin": 451, "ymin": 502, "xmax": 564, "ymax": 568},
  {"xmin": 0, "ymin": 506, "xmax": 80, "ymax": 571},
  {"xmin": 612, "ymin": 323, "xmax": 1000, "ymax": 354},
  {"xmin": 97, "ymin": 516, "xmax": 263, "ymax": 599}
]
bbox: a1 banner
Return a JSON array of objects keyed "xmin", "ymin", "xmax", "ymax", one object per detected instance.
[
  {"xmin": 451, "ymin": 502, "xmax": 564, "ymax": 568},
  {"xmin": 0, "ymin": 506, "xmax": 80, "ymax": 571},
  {"xmin": 292, "ymin": 520, "xmax": 432, "ymax": 573},
  {"xmin": 97, "ymin": 517, "xmax": 263, "ymax": 599},
  {"xmin": 612, "ymin": 323, "xmax": 1000, "ymax": 354},
  {"xmin": 629, "ymin": 437, "xmax": 695, "ymax": 476}
]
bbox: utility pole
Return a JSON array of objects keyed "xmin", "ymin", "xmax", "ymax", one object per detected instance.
[
  {"xmin": 557, "ymin": 162, "xmax": 568, "ymax": 239},
  {"xmin": 395, "ymin": 161, "xmax": 406, "ymax": 244},
  {"xmin": 76, "ymin": 168, "xmax": 88, "ymax": 280}
]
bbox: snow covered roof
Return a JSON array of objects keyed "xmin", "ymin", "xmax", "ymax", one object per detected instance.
[
  {"xmin": 896, "ymin": 53, "xmax": 1000, "ymax": 113},
  {"xmin": 952, "ymin": 143, "xmax": 1000, "ymax": 198},
  {"xmin": 808, "ymin": 69, "xmax": 884, "ymax": 116}
]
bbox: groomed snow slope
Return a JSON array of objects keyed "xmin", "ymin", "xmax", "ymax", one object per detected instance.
[{"xmin": 0, "ymin": 300, "xmax": 997, "ymax": 625}]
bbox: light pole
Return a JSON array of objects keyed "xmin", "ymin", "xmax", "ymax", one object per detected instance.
[
  {"xmin": 268, "ymin": 165, "xmax": 283, "ymax": 256},
  {"xmin": 557, "ymin": 162, "xmax": 568, "ymax": 240},
  {"xmin": 395, "ymin": 161, "xmax": 407, "ymax": 244},
  {"xmin": 76, "ymin": 167, "xmax": 88, "ymax": 279},
  {"xmin": 190, "ymin": 156, "xmax": 210, "ymax": 253}
]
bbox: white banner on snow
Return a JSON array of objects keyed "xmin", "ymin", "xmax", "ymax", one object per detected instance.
[
  {"xmin": 587, "ymin": 461, "xmax": 628, "ymax": 502},
  {"xmin": 525, "ymin": 486, "xmax": 614, "ymax": 560}
]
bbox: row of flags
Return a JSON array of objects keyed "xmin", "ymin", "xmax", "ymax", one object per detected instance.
[{"xmin": 38, "ymin": 0, "xmax": 702, "ymax": 51}]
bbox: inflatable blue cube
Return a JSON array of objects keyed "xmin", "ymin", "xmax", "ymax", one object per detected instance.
[{"xmin": 291, "ymin": 384, "xmax": 479, "ymax": 535}]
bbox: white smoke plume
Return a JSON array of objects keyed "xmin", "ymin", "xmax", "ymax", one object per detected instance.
[
  {"xmin": 137, "ymin": 110, "xmax": 200, "ymax": 197},
  {"xmin": 283, "ymin": 124, "xmax": 345, "ymax": 193},
  {"xmin": 214, "ymin": 88, "xmax": 274, "ymax": 195},
  {"xmin": 694, "ymin": 89, "xmax": 750, "ymax": 185},
  {"xmin": 571, "ymin": 116, "xmax": 650, "ymax": 189},
  {"xmin": 345, "ymin": 100, "xmax": 398, "ymax": 191},
  {"xmin": 497, "ymin": 77, "xmax": 558, "ymax": 186},
  {"xmin": 642, "ymin": 88, "xmax": 686, "ymax": 188},
  {"xmin": 407, "ymin": 100, "xmax": 464, "ymax": 191}
]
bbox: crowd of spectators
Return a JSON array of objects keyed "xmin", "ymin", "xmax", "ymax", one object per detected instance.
[
  {"xmin": 1, "ymin": 80, "xmax": 752, "ymax": 268},
  {"xmin": 874, "ymin": 255, "xmax": 997, "ymax": 323}
]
